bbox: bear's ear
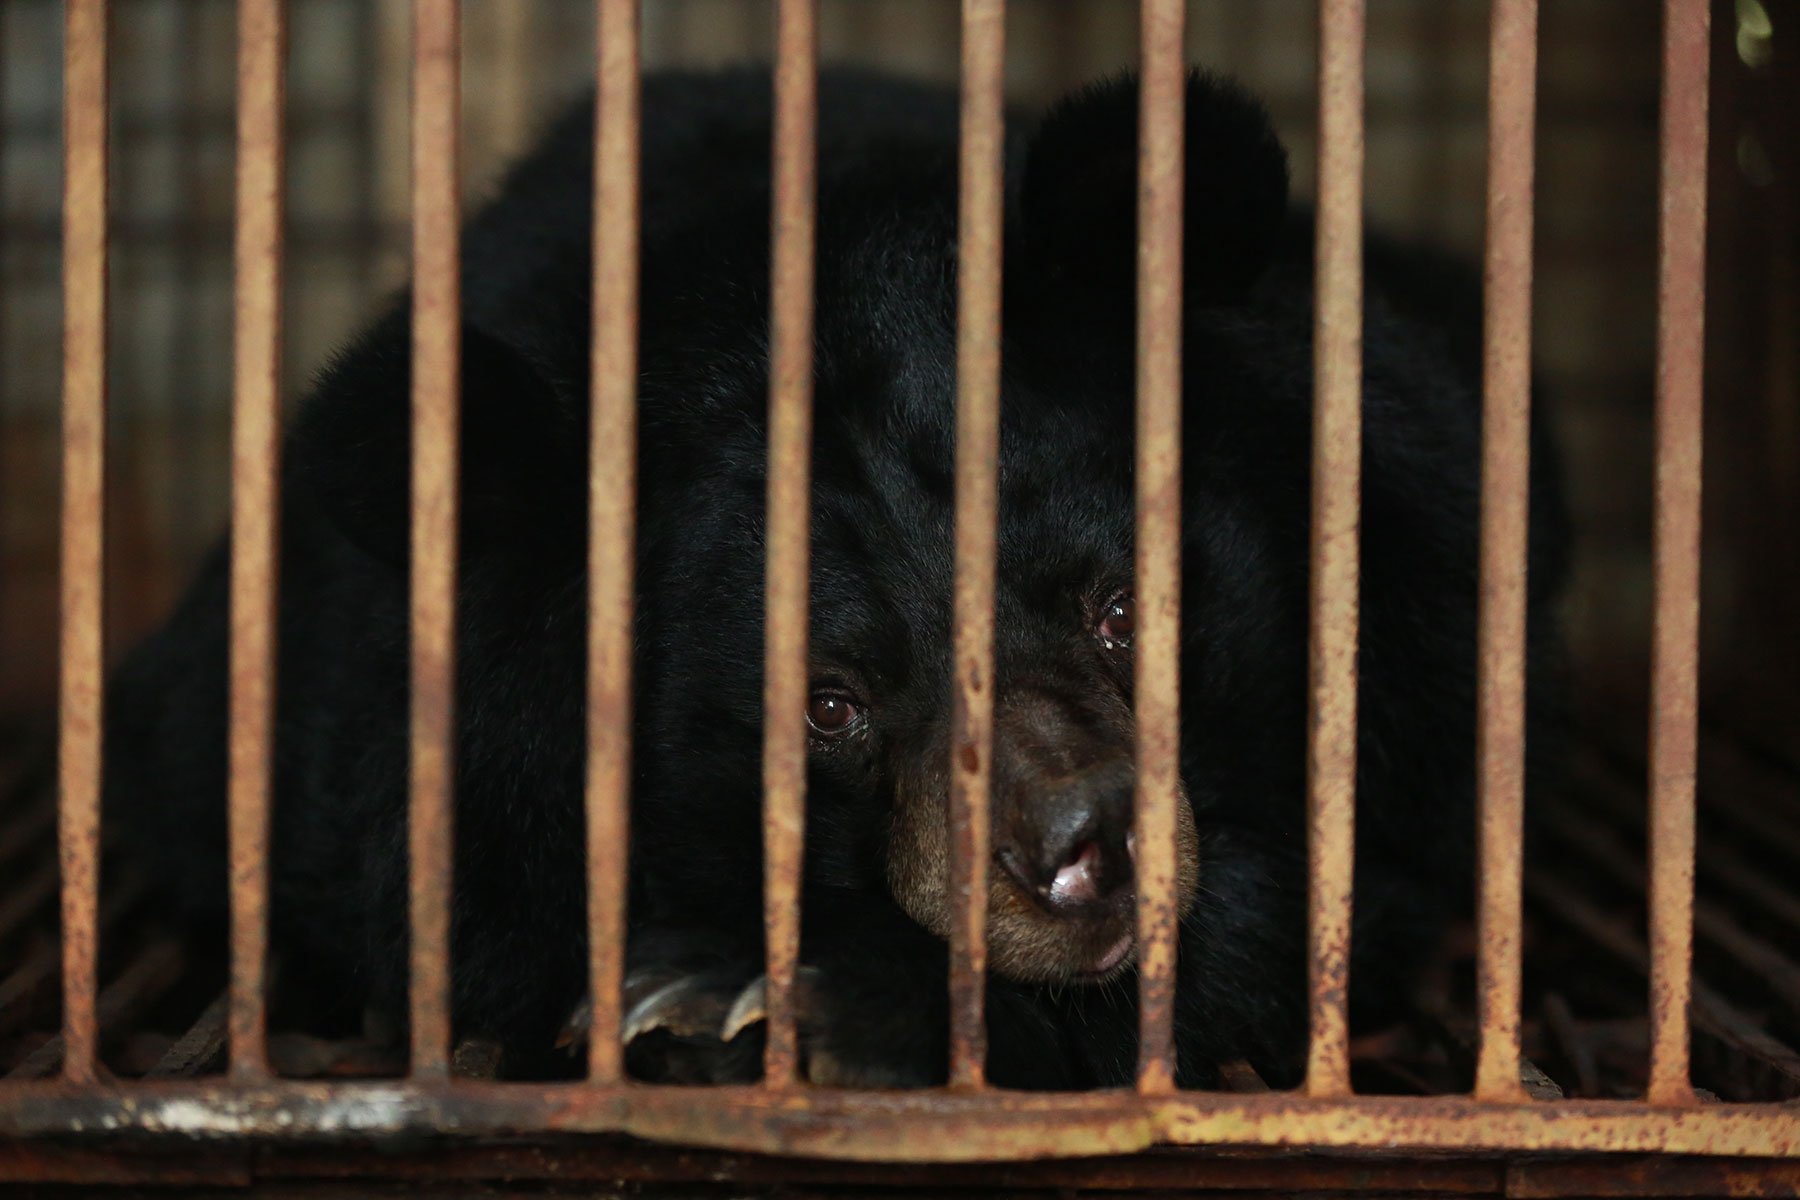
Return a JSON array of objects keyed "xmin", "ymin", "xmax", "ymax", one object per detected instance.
[
  {"xmin": 288, "ymin": 316, "xmax": 585, "ymax": 570},
  {"xmin": 1017, "ymin": 70, "xmax": 1289, "ymax": 308}
]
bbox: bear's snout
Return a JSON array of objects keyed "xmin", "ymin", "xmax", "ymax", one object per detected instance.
[
  {"xmin": 877, "ymin": 686, "xmax": 1205, "ymax": 984},
  {"xmin": 995, "ymin": 758, "xmax": 1136, "ymax": 917}
]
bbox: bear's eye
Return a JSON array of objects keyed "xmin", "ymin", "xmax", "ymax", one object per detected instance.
[
  {"xmin": 806, "ymin": 691, "xmax": 863, "ymax": 737},
  {"xmin": 1096, "ymin": 591, "xmax": 1135, "ymax": 648}
]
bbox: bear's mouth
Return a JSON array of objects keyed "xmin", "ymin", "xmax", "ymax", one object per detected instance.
[{"xmin": 1076, "ymin": 930, "xmax": 1135, "ymax": 980}]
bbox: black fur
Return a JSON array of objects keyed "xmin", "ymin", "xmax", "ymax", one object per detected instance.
[{"xmin": 104, "ymin": 68, "xmax": 1567, "ymax": 1087}]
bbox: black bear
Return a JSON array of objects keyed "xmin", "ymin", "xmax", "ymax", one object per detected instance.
[{"xmin": 103, "ymin": 68, "xmax": 1567, "ymax": 1087}]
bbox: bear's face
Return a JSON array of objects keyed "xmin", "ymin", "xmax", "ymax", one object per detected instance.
[
  {"xmin": 629, "ymin": 304, "xmax": 1205, "ymax": 983},
  {"xmin": 807, "ymin": 373, "xmax": 1203, "ymax": 983},
  {"xmin": 609, "ymin": 74, "xmax": 1298, "ymax": 987}
]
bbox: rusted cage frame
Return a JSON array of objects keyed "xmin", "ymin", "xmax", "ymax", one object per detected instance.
[{"xmin": 10, "ymin": 0, "xmax": 1799, "ymax": 1167}]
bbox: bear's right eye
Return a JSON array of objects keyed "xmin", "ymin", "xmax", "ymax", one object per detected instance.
[
  {"xmin": 806, "ymin": 691, "xmax": 864, "ymax": 737},
  {"xmin": 1096, "ymin": 591, "xmax": 1135, "ymax": 648}
]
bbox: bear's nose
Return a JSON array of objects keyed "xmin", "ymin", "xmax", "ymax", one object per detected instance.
[{"xmin": 998, "ymin": 761, "xmax": 1136, "ymax": 916}]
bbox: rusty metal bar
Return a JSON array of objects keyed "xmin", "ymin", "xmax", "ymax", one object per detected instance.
[
  {"xmin": 762, "ymin": 0, "xmax": 818, "ymax": 1088},
  {"xmin": 7, "ymin": 1078, "xmax": 1800, "ymax": 1158},
  {"xmin": 1305, "ymin": 0, "xmax": 1365, "ymax": 1100},
  {"xmin": 227, "ymin": 0, "xmax": 286, "ymax": 1084},
  {"xmin": 409, "ymin": 0, "xmax": 461, "ymax": 1082},
  {"xmin": 1472, "ymin": 0, "xmax": 1537, "ymax": 1105},
  {"xmin": 1646, "ymin": 0, "xmax": 1710, "ymax": 1109},
  {"xmin": 8, "ymin": 941, "xmax": 185, "ymax": 1082},
  {"xmin": 57, "ymin": 0, "xmax": 109, "ymax": 1090},
  {"xmin": 585, "ymin": 0, "xmax": 640, "ymax": 1087},
  {"xmin": 1133, "ymin": 0, "xmax": 1185, "ymax": 1096},
  {"xmin": 946, "ymin": 0, "xmax": 1005, "ymax": 1092}
]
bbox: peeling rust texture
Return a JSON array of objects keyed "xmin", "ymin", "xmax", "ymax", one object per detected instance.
[
  {"xmin": 1132, "ymin": 0, "xmax": 1185, "ymax": 1098},
  {"xmin": 1646, "ymin": 0, "xmax": 1710, "ymax": 1110},
  {"xmin": 1305, "ymin": 0, "xmax": 1364, "ymax": 1102},
  {"xmin": 408, "ymin": 0, "xmax": 462, "ymax": 1083},
  {"xmin": 57, "ymin": 0, "xmax": 109, "ymax": 1091},
  {"xmin": 0, "ymin": 1082, "xmax": 1798, "ymax": 1160},
  {"xmin": 946, "ymin": 0, "xmax": 1005, "ymax": 1093},
  {"xmin": 761, "ymin": 0, "xmax": 818, "ymax": 1089},
  {"xmin": 585, "ymin": 0, "xmax": 641, "ymax": 1087},
  {"xmin": 1472, "ymin": 0, "xmax": 1536, "ymax": 1106},
  {"xmin": 227, "ymin": 0, "xmax": 286, "ymax": 1085}
]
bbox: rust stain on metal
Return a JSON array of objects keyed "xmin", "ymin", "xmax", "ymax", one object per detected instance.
[
  {"xmin": 762, "ymin": 0, "xmax": 818, "ymax": 1088},
  {"xmin": 1, "ymin": 1081, "xmax": 1799, "ymax": 1160},
  {"xmin": 585, "ymin": 0, "xmax": 640, "ymax": 1087},
  {"xmin": 947, "ymin": 0, "xmax": 1005, "ymax": 1092},
  {"xmin": 226, "ymin": 0, "xmax": 286, "ymax": 1084},
  {"xmin": 408, "ymin": 0, "xmax": 462, "ymax": 1083},
  {"xmin": 1646, "ymin": 0, "xmax": 1710, "ymax": 1110},
  {"xmin": 9, "ymin": 941, "xmax": 185, "ymax": 1082},
  {"xmin": 1472, "ymin": 0, "xmax": 1536, "ymax": 1106},
  {"xmin": 57, "ymin": 0, "xmax": 110, "ymax": 1091},
  {"xmin": 1305, "ymin": 0, "xmax": 1364, "ymax": 1102},
  {"xmin": 1132, "ymin": 0, "xmax": 1186, "ymax": 1097}
]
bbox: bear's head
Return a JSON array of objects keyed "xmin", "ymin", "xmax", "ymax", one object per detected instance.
[
  {"xmin": 294, "ymin": 71, "xmax": 1322, "ymax": 989},
  {"xmin": 611, "ymin": 71, "xmax": 1291, "ymax": 983}
]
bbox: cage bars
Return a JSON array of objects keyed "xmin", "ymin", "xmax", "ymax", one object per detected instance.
[
  {"xmin": 585, "ymin": 0, "xmax": 641, "ymax": 1087},
  {"xmin": 57, "ymin": 0, "xmax": 110, "ymax": 1089},
  {"xmin": 407, "ymin": 0, "xmax": 461, "ymax": 1082},
  {"xmin": 762, "ymin": 0, "xmax": 819, "ymax": 1088},
  {"xmin": 1472, "ymin": 0, "xmax": 1537, "ymax": 1104},
  {"xmin": 23, "ymin": 0, "xmax": 1769, "ymax": 1161},
  {"xmin": 1132, "ymin": 0, "xmax": 1186, "ymax": 1096},
  {"xmin": 1305, "ymin": 0, "xmax": 1365, "ymax": 1101},
  {"xmin": 1646, "ymin": 0, "xmax": 1711, "ymax": 1109},
  {"xmin": 947, "ymin": 0, "xmax": 1005, "ymax": 1091},
  {"xmin": 227, "ymin": 0, "xmax": 286, "ymax": 1083}
]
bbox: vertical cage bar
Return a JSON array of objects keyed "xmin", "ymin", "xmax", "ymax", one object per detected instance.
[
  {"xmin": 409, "ymin": 0, "xmax": 461, "ymax": 1081},
  {"xmin": 1134, "ymin": 0, "xmax": 1186, "ymax": 1096},
  {"xmin": 947, "ymin": 0, "xmax": 1005, "ymax": 1092},
  {"xmin": 1646, "ymin": 0, "xmax": 1709, "ymax": 1109},
  {"xmin": 58, "ymin": 0, "xmax": 109, "ymax": 1088},
  {"xmin": 763, "ymin": 0, "xmax": 818, "ymax": 1088},
  {"xmin": 1472, "ymin": 0, "xmax": 1537, "ymax": 1105},
  {"xmin": 586, "ymin": 0, "xmax": 640, "ymax": 1086},
  {"xmin": 1305, "ymin": 0, "xmax": 1364, "ymax": 1101},
  {"xmin": 228, "ymin": 0, "xmax": 286, "ymax": 1083}
]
